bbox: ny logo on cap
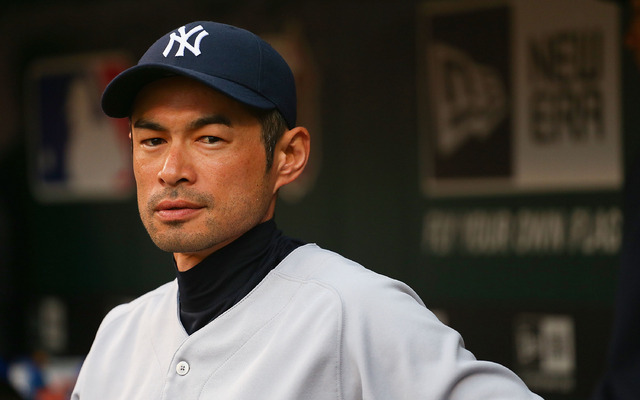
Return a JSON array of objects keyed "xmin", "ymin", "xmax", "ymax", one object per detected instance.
[{"xmin": 163, "ymin": 25, "xmax": 209, "ymax": 57}]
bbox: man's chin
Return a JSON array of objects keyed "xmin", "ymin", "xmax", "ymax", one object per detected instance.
[
  {"xmin": 154, "ymin": 241, "xmax": 208, "ymax": 254},
  {"xmin": 148, "ymin": 232, "xmax": 209, "ymax": 253}
]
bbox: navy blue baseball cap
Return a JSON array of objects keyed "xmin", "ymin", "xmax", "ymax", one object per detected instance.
[{"xmin": 101, "ymin": 21, "xmax": 297, "ymax": 128}]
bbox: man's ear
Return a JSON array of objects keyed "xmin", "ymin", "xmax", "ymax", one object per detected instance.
[{"xmin": 273, "ymin": 126, "xmax": 310, "ymax": 192}]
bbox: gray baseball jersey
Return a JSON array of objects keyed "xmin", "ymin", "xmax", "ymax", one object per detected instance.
[{"xmin": 72, "ymin": 244, "xmax": 542, "ymax": 399}]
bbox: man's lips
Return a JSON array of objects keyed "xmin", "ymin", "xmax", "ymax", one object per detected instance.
[{"xmin": 154, "ymin": 200, "xmax": 205, "ymax": 221}]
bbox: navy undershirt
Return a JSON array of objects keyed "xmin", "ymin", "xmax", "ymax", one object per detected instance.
[{"xmin": 175, "ymin": 220, "xmax": 304, "ymax": 335}]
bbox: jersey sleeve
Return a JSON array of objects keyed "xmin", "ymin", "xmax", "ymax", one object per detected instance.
[{"xmin": 328, "ymin": 257, "xmax": 543, "ymax": 399}]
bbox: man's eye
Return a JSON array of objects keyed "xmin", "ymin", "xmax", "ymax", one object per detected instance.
[
  {"xmin": 200, "ymin": 136, "xmax": 221, "ymax": 144},
  {"xmin": 142, "ymin": 138, "xmax": 165, "ymax": 146}
]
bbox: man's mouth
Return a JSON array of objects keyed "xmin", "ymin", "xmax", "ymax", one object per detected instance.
[{"xmin": 154, "ymin": 200, "xmax": 205, "ymax": 221}]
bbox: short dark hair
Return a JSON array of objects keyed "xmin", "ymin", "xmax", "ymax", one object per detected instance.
[{"xmin": 256, "ymin": 108, "xmax": 289, "ymax": 170}]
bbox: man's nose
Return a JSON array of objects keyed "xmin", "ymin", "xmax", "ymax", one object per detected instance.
[{"xmin": 158, "ymin": 145, "xmax": 195, "ymax": 186}]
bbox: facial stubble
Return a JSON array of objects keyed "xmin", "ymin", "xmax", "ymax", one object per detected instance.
[{"xmin": 140, "ymin": 188, "xmax": 219, "ymax": 253}]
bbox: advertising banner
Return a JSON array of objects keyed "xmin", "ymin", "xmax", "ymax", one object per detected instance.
[{"xmin": 418, "ymin": 0, "xmax": 621, "ymax": 196}]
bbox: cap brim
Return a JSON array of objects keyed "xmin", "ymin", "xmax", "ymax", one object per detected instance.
[{"xmin": 101, "ymin": 63, "xmax": 276, "ymax": 118}]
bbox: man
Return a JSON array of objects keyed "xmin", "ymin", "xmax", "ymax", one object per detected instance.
[{"xmin": 71, "ymin": 21, "xmax": 541, "ymax": 399}]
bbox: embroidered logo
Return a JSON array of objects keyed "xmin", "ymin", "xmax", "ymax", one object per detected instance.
[{"xmin": 163, "ymin": 25, "xmax": 209, "ymax": 57}]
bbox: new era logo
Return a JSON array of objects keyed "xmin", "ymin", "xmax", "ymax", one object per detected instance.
[{"xmin": 163, "ymin": 25, "xmax": 209, "ymax": 57}]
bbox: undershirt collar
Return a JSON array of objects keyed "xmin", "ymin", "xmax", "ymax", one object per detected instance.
[{"xmin": 175, "ymin": 220, "xmax": 304, "ymax": 335}]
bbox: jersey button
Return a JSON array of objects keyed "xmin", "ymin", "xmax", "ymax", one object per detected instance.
[{"xmin": 176, "ymin": 361, "xmax": 190, "ymax": 376}]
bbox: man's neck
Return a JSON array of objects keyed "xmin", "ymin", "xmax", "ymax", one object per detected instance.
[
  {"xmin": 174, "ymin": 252, "xmax": 212, "ymax": 272},
  {"xmin": 174, "ymin": 240, "xmax": 233, "ymax": 271}
]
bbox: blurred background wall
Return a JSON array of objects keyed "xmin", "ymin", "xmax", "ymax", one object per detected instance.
[{"xmin": 0, "ymin": 0, "xmax": 633, "ymax": 399}]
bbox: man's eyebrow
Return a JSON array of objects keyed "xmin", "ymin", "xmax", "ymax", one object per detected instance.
[
  {"xmin": 131, "ymin": 115, "xmax": 231, "ymax": 132},
  {"xmin": 132, "ymin": 118, "xmax": 166, "ymax": 131},
  {"xmin": 188, "ymin": 115, "xmax": 232, "ymax": 130}
]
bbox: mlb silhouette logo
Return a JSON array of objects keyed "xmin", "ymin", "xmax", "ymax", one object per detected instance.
[{"xmin": 25, "ymin": 53, "xmax": 134, "ymax": 202}]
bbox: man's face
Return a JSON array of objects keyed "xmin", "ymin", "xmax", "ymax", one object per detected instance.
[{"xmin": 130, "ymin": 77, "xmax": 279, "ymax": 265}]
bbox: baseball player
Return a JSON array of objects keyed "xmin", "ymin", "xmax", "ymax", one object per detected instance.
[{"xmin": 71, "ymin": 21, "xmax": 542, "ymax": 399}]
